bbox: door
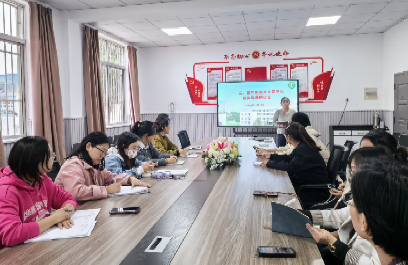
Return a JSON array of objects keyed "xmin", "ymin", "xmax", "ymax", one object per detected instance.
[{"xmin": 394, "ymin": 72, "xmax": 408, "ymax": 134}]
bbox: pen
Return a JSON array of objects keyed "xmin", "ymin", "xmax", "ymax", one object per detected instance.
[{"xmin": 46, "ymin": 210, "xmax": 73, "ymax": 214}]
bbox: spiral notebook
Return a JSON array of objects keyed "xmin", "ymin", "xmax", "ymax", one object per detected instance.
[{"xmin": 271, "ymin": 202, "xmax": 312, "ymax": 238}]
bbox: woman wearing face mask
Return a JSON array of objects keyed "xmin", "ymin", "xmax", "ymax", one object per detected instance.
[
  {"xmin": 131, "ymin": 121, "xmax": 178, "ymax": 166},
  {"xmin": 273, "ymin": 97, "xmax": 296, "ymax": 148},
  {"xmin": 55, "ymin": 132, "xmax": 151, "ymax": 201},
  {"xmin": 105, "ymin": 132, "xmax": 155, "ymax": 178},
  {"xmin": 349, "ymin": 163, "xmax": 408, "ymax": 265},
  {"xmin": 153, "ymin": 114, "xmax": 189, "ymax": 156},
  {"xmin": 261, "ymin": 122, "xmax": 329, "ymax": 207},
  {"xmin": 303, "ymin": 147, "xmax": 393, "ymax": 265}
]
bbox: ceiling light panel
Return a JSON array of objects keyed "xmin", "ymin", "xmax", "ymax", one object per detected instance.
[
  {"xmin": 161, "ymin": 27, "xmax": 192, "ymax": 36},
  {"xmin": 306, "ymin": 16, "xmax": 341, "ymax": 26}
]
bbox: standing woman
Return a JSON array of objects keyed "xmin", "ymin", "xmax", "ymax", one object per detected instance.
[
  {"xmin": 153, "ymin": 115, "xmax": 189, "ymax": 156},
  {"xmin": 273, "ymin": 97, "xmax": 296, "ymax": 147}
]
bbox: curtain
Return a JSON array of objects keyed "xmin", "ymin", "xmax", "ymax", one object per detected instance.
[
  {"xmin": 83, "ymin": 26, "xmax": 106, "ymax": 134},
  {"xmin": 29, "ymin": 2, "xmax": 66, "ymax": 165},
  {"xmin": 127, "ymin": 46, "xmax": 141, "ymax": 124},
  {"xmin": 0, "ymin": 133, "xmax": 6, "ymax": 167}
]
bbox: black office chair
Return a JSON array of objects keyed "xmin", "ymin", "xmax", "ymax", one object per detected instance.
[
  {"xmin": 72, "ymin": 143, "xmax": 81, "ymax": 152},
  {"xmin": 113, "ymin": 134, "xmax": 120, "ymax": 146},
  {"xmin": 108, "ymin": 136, "xmax": 114, "ymax": 146},
  {"xmin": 398, "ymin": 133, "xmax": 408, "ymax": 148},
  {"xmin": 298, "ymin": 145, "xmax": 345, "ymax": 210},
  {"xmin": 177, "ymin": 130, "xmax": 190, "ymax": 149},
  {"xmin": 47, "ymin": 161, "xmax": 61, "ymax": 182},
  {"xmin": 337, "ymin": 140, "xmax": 356, "ymax": 182}
]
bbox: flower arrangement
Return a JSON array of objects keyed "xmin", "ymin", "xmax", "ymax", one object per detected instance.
[{"xmin": 202, "ymin": 136, "xmax": 241, "ymax": 170}]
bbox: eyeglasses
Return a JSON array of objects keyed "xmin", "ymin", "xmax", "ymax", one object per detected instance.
[
  {"xmin": 342, "ymin": 192, "xmax": 353, "ymax": 207},
  {"xmin": 95, "ymin": 146, "xmax": 107, "ymax": 157}
]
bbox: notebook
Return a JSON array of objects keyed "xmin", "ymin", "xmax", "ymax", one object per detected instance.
[
  {"xmin": 155, "ymin": 169, "xmax": 188, "ymax": 176},
  {"xmin": 165, "ymin": 161, "xmax": 185, "ymax": 166},
  {"xmin": 254, "ymin": 162, "xmax": 263, "ymax": 166},
  {"xmin": 271, "ymin": 202, "xmax": 312, "ymax": 238},
  {"xmin": 25, "ymin": 209, "xmax": 101, "ymax": 243},
  {"xmin": 107, "ymin": 186, "xmax": 149, "ymax": 198},
  {"xmin": 179, "ymin": 154, "xmax": 199, "ymax": 158},
  {"xmin": 189, "ymin": 146, "xmax": 202, "ymax": 150}
]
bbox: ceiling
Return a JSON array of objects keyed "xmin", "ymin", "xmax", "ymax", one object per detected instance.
[{"xmin": 39, "ymin": 0, "xmax": 408, "ymax": 47}]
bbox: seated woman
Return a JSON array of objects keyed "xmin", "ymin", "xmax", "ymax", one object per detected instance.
[
  {"xmin": 105, "ymin": 132, "xmax": 155, "ymax": 178},
  {"xmin": 349, "ymin": 163, "xmax": 408, "ymax": 265},
  {"xmin": 303, "ymin": 147, "xmax": 392, "ymax": 265},
  {"xmin": 153, "ymin": 114, "xmax": 189, "ymax": 156},
  {"xmin": 0, "ymin": 137, "xmax": 77, "ymax": 248},
  {"xmin": 256, "ymin": 112, "xmax": 330, "ymax": 163},
  {"xmin": 55, "ymin": 132, "xmax": 151, "ymax": 201},
  {"xmin": 330, "ymin": 129, "xmax": 408, "ymax": 201},
  {"xmin": 261, "ymin": 122, "xmax": 329, "ymax": 207},
  {"xmin": 131, "ymin": 121, "xmax": 178, "ymax": 166}
]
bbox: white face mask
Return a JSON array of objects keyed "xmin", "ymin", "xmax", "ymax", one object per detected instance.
[{"xmin": 127, "ymin": 149, "xmax": 138, "ymax": 158}]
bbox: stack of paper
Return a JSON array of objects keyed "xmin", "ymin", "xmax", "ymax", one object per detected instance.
[
  {"xmin": 179, "ymin": 154, "xmax": 199, "ymax": 158},
  {"xmin": 155, "ymin": 169, "xmax": 188, "ymax": 176},
  {"xmin": 25, "ymin": 209, "xmax": 101, "ymax": 243},
  {"xmin": 165, "ymin": 161, "xmax": 185, "ymax": 166},
  {"xmin": 189, "ymin": 146, "xmax": 202, "ymax": 150},
  {"xmin": 107, "ymin": 186, "xmax": 149, "ymax": 198},
  {"xmin": 254, "ymin": 162, "xmax": 263, "ymax": 166}
]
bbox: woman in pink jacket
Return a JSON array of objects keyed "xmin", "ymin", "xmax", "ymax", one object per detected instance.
[
  {"xmin": 55, "ymin": 132, "xmax": 151, "ymax": 201},
  {"xmin": 0, "ymin": 137, "xmax": 77, "ymax": 248}
]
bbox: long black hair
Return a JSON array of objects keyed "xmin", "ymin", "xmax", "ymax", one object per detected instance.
[
  {"xmin": 361, "ymin": 129, "xmax": 408, "ymax": 164},
  {"xmin": 285, "ymin": 122, "xmax": 321, "ymax": 151},
  {"xmin": 292, "ymin": 112, "xmax": 311, "ymax": 127},
  {"xmin": 348, "ymin": 147, "xmax": 393, "ymax": 170},
  {"xmin": 131, "ymin": 121, "xmax": 156, "ymax": 137},
  {"xmin": 155, "ymin": 115, "xmax": 170, "ymax": 133},
  {"xmin": 67, "ymin": 131, "xmax": 109, "ymax": 170},
  {"xmin": 116, "ymin": 132, "xmax": 139, "ymax": 169},
  {"xmin": 8, "ymin": 136, "xmax": 51, "ymax": 188},
  {"xmin": 351, "ymin": 163, "xmax": 408, "ymax": 261}
]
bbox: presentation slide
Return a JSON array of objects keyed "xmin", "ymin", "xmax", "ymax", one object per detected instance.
[{"xmin": 217, "ymin": 80, "xmax": 298, "ymax": 127}]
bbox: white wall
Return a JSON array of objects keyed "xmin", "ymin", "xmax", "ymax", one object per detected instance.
[
  {"xmin": 383, "ymin": 19, "xmax": 408, "ymax": 111},
  {"xmin": 138, "ymin": 34, "xmax": 384, "ymax": 114}
]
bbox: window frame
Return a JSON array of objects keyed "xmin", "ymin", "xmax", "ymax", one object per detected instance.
[
  {"xmin": 99, "ymin": 37, "xmax": 126, "ymax": 127},
  {"xmin": 0, "ymin": 0, "xmax": 25, "ymax": 140}
]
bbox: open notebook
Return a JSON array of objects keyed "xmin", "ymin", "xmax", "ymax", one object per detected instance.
[
  {"xmin": 25, "ymin": 209, "xmax": 101, "ymax": 243},
  {"xmin": 165, "ymin": 161, "xmax": 185, "ymax": 166},
  {"xmin": 107, "ymin": 186, "xmax": 149, "ymax": 198},
  {"xmin": 179, "ymin": 154, "xmax": 199, "ymax": 158}
]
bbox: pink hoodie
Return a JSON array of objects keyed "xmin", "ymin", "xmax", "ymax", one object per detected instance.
[
  {"xmin": 55, "ymin": 156, "xmax": 131, "ymax": 201},
  {"xmin": 0, "ymin": 166, "xmax": 77, "ymax": 248}
]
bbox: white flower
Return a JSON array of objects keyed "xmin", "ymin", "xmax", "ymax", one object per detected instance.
[
  {"xmin": 205, "ymin": 158, "xmax": 209, "ymax": 163},
  {"xmin": 224, "ymin": 147, "xmax": 231, "ymax": 154},
  {"xmin": 208, "ymin": 149, "xmax": 214, "ymax": 158},
  {"xmin": 230, "ymin": 153, "xmax": 235, "ymax": 159},
  {"xmin": 213, "ymin": 151, "xmax": 220, "ymax": 157}
]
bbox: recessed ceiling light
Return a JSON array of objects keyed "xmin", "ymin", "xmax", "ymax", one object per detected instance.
[
  {"xmin": 161, "ymin": 27, "xmax": 192, "ymax": 36},
  {"xmin": 306, "ymin": 16, "xmax": 341, "ymax": 26}
]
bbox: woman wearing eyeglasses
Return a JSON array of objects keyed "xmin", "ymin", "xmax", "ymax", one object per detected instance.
[
  {"xmin": 273, "ymin": 97, "xmax": 296, "ymax": 148},
  {"xmin": 302, "ymin": 147, "xmax": 392, "ymax": 265},
  {"xmin": 55, "ymin": 132, "xmax": 151, "ymax": 201},
  {"xmin": 105, "ymin": 132, "xmax": 155, "ymax": 178}
]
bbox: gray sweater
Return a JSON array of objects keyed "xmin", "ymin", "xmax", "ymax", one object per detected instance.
[
  {"xmin": 273, "ymin": 109, "xmax": 296, "ymax": 135},
  {"xmin": 137, "ymin": 142, "xmax": 171, "ymax": 166}
]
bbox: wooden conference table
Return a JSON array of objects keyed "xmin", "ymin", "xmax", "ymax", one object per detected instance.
[{"xmin": 0, "ymin": 137, "xmax": 322, "ymax": 265}]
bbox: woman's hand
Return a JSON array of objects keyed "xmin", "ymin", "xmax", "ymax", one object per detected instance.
[
  {"xmin": 170, "ymin": 155, "xmax": 178, "ymax": 162},
  {"xmin": 179, "ymin": 149, "xmax": 189, "ymax": 156},
  {"xmin": 106, "ymin": 183, "xmax": 121, "ymax": 194},
  {"xmin": 338, "ymin": 183, "xmax": 346, "ymax": 191},
  {"xmin": 329, "ymin": 188, "xmax": 343, "ymax": 199},
  {"xmin": 129, "ymin": 177, "xmax": 152, "ymax": 188},
  {"xmin": 142, "ymin": 161, "xmax": 155, "ymax": 172},
  {"xmin": 166, "ymin": 157, "xmax": 177, "ymax": 164},
  {"xmin": 306, "ymin": 224, "xmax": 338, "ymax": 245},
  {"xmin": 50, "ymin": 207, "xmax": 73, "ymax": 230}
]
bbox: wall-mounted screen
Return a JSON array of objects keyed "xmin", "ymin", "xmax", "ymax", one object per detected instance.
[{"xmin": 217, "ymin": 80, "xmax": 299, "ymax": 127}]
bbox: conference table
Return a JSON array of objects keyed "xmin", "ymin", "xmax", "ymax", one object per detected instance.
[{"xmin": 0, "ymin": 137, "xmax": 322, "ymax": 265}]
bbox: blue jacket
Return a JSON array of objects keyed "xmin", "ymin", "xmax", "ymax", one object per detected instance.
[{"xmin": 105, "ymin": 148, "xmax": 144, "ymax": 179}]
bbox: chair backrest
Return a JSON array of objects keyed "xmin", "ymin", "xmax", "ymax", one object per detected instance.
[
  {"xmin": 113, "ymin": 135, "xmax": 120, "ymax": 146},
  {"xmin": 398, "ymin": 134, "xmax": 408, "ymax": 148},
  {"xmin": 108, "ymin": 136, "xmax": 114, "ymax": 146},
  {"xmin": 327, "ymin": 145, "xmax": 345, "ymax": 185},
  {"xmin": 72, "ymin": 143, "xmax": 81, "ymax": 152},
  {"xmin": 47, "ymin": 161, "xmax": 61, "ymax": 182},
  {"xmin": 178, "ymin": 131, "xmax": 190, "ymax": 149},
  {"xmin": 182, "ymin": 130, "xmax": 191, "ymax": 145},
  {"xmin": 340, "ymin": 140, "xmax": 356, "ymax": 172}
]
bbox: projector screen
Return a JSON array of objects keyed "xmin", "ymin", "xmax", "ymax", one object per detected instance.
[{"xmin": 217, "ymin": 80, "xmax": 299, "ymax": 127}]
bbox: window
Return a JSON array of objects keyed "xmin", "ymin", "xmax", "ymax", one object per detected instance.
[
  {"xmin": 0, "ymin": 1, "xmax": 24, "ymax": 137},
  {"xmin": 99, "ymin": 38, "xmax": 125, "ymax": 126}
]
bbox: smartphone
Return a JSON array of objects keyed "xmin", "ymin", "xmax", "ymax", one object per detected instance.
[
  {"xmin": 257, "ymin": 246, "xmax": 296, "ymax": 258},
  {"xmin": 109, "ymin": 207, "xmax": 140, "ymax": 215},
  {"xmin": 253, "ymin": 191, "xmax": 278, "ymax": 197}
]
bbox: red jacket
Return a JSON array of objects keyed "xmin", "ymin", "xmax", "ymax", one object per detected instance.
[{"xmin": 0, "ymin": 166, "xmax": 77, "ymax": 248}]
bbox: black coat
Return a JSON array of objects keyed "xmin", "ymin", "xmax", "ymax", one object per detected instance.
[{"xmin": 266, "ymin": 143, "xmax": 330, "ymax": 206}]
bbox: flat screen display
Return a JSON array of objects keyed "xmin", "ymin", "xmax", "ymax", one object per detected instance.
[{"xmin": 217, "ymin": 80, "xmax": 299, "ymax": 127}]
